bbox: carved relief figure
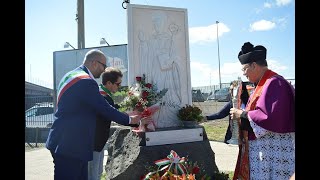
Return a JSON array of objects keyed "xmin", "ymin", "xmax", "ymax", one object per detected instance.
[{"xmin": 138, "ymin": 11, "xmax": 182, "ymax": 128}]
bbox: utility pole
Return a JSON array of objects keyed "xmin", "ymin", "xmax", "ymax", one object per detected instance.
[
  {"xmin": 77, "ymin": 0, "xmax": 85, "ymax": 49},
  {"xmin": 216, "ymin": 21, "xmax": 221, "ymax": 89}
]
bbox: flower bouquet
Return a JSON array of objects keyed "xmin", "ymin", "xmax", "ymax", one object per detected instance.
[
  {"xmin": 119, "ymin": 74, "xmax": 168, "ymax": 132},
  {"xmin": 141, "ymin": 150, "xmax": 210, "ymax": 180}
]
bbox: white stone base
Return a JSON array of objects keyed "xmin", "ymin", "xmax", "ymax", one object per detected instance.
[{"xmin": 145, "ymin": 127, "xmax": 204, "ymax": 146}]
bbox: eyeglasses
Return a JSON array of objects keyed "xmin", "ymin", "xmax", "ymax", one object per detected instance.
[
  {"xmin": 114, "ymin": 82, "xmax": 121, "ymax": 87},
  {"xmin": 96, "ymin": 61, "xmax": 107, "ymax": 69}
]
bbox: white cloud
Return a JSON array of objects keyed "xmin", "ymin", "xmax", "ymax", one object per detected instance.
[
  {"xmin": 267, "ymin": 59, "xmax": 288, "ymax": 72},
  {"xmin": 249, "ymin": 20, "xmax": 276, "ymax": 32},
  {"xmin": 276, "ymin": 0, "xmax": 292, "ymax": 6},
  {"xmin": 264, "ymin": 2, "xmax": 272, "ymax": 8},
  {"xmin": 262, "ymin": 0, "xmax": 293, "ymax": 10},
  {"xmin": 189, "ymin": 23, "xmax": 230, "ymax": 44},
  {"xmin": 275, "ymin": 16, "xmax": 289, "ymax": 30}
]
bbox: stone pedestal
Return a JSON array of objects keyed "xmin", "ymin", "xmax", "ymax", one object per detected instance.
[
  {"xmin": 105, "ymin": 126, "xmax": 219, "ymax": 180},
  {"xmin": 182, "ymin": 120, "xmax": 198, "ymax": 128}
]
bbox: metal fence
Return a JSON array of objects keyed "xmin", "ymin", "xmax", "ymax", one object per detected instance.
[
  {"xmin": 192, "ymin": 83, "xmax": 230, "ymax": 101},
  {"xmin": 25, "ymin": 95, "xmax": 53, "ymax": 148}
]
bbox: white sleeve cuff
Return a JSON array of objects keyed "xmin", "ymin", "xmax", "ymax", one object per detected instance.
[{"xmin": 248, "ymin": 114, "xmax": 270, "ymax": 138}]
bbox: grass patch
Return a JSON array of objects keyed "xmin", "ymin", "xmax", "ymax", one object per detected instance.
[
  {"xmin": 101, "ymin": 172, "xmax": 106, "ymax": 180},
  {"xmin": 201, "ymin": 119, "xmax": 229, "ymax": 142},
  {"xmin": 223, "ymin": 171, "xmax": 234, "ymax": 180}
]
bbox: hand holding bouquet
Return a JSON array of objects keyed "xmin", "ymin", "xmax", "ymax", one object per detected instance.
[{"xmin": 119, "ymin": 74, "xmax": 168, "ymax": 132}]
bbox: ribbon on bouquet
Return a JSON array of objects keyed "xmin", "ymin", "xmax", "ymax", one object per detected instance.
[
  {"xmin": 142, "ymin": 150, "xmax": 188, "ymax": 180},
  {"xmin": 131, "ymin": 104, "xmax": 160, "ymax": 132}
]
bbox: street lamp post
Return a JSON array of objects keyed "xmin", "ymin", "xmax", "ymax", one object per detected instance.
[
  {"xmin": 100, "ymin": 38, "xmax": 110, "ymax": 46},
  {"xmin": 64, "ymin": 42, "xmax": 76, "ymax": 49},
  {"xmin": 216, "ymin": 21, "xmax": 222, "ymax": 89}
]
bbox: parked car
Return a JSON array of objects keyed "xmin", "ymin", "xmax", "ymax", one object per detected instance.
[
  {"xmin": 206, "ymin": 87, "xmax": 230, "ymax": 102},
  {"xmin": 192, "ymin": 89, "xmax": 205, "ymax": 102},
  {"xmin": 25, "ymin": 102, "xmax": 54, "ymax": 128}
]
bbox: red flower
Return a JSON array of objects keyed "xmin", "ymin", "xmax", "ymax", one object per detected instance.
[
  {"xmin": 140, "ymin": 175, "xmax": 145, "ymax": 180},
  {"xmin": 136, "ymin": 102, "xmax": 142, "ymax": 108},
  {"xmin": 142, "ymin": 91, "xmax": 149, "ymax": 98},
  {"xmin": 136, "ymin": 76, "xmax": 142, "ymax": 82},
  {"xmin": 145, "ymin": 83, "xmax": 152, "ymax": 88},
  {"xmin": 192, "ymin": 166, "xmax": 200, "ymax": 174},
  {"xmin": 141, "ymin": 108, "xmax": 152, "ymax": 117}
]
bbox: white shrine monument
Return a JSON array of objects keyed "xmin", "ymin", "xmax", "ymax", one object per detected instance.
[{"xmin": 105, "ymin": 4, "xmax": 218, "ymax": 179}]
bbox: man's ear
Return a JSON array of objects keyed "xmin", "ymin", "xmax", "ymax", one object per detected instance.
[{"xmin": 251, "ymin": 62, "xmax": 256, "ymax": 69}]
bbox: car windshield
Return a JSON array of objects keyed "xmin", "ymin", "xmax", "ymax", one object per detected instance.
[
  {"xmin": 25, "ymin": 108, "xmax": 37, "ymax": 117},
  {"xmin": 206, "ymin": 87, "xmax": 230, "ymax": 102}
]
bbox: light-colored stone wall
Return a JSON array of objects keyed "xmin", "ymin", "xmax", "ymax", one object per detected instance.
[{"xmin": 192, "ymin": 101, "xmax": 229, "ymax": 116}]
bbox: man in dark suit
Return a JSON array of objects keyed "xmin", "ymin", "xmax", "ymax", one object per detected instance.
[{"xmin": 46, "ymin": 49, "xmax": 141, "ymax": 180}]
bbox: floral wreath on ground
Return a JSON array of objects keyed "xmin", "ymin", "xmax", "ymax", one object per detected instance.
[
  {"xmin": 141, "ymin": 150, "xmax": 210, "ymax": 180},
  {"xmin": 119, "ymin": 74, "xmax": 168, "ymax": 132}
]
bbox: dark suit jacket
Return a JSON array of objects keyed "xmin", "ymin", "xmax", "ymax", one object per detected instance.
[
  {"xmin": 46, "ymin": 65, "xmax": 130, "ymax": 161},
  {"xmin": 94, "ymin": 94, "xmax": 119, "ymax": 152},
  {"xmin": 206, "ymin": 101, "xmax": 232, "ymax": 142}
]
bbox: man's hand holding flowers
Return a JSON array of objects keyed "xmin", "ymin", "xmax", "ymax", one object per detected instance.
[
  {"xmin": 119, "ymin": 74, "xmax": 168, "ymax": 132},
  {"xmin": 128, "ymin": 114, "xmax": 142, "ymax": 126}
]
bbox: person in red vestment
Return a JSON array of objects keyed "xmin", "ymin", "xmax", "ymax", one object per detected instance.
[{"xmin": 230, "ymin": 42, "xmax": 295, "ymax": 180}]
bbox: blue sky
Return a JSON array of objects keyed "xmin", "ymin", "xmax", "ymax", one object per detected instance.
[{"xmin": 25, "ymin": 0, "xmax": 295, "ymax": 89}]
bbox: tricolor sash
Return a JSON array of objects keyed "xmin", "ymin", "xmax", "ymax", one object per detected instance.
[
  {"xmin": 99, "ymin": 86, "xmax": 107, "ymax": 96},
  {"xmin": 56, "ymin": 68, "xmax": 91, "ymax": 105},
  {"xmin": 99, "ymin": 84, "xmax": 112, "ymax": 97}
]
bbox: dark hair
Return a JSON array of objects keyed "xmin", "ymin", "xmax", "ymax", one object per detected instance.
[
  {"xmin": 240, "ymin": 82, "xmax": 250, "ymax": 105},
  {"xmin": 101, "ymin": 67, "xmax": 123, "ymax": 85}
]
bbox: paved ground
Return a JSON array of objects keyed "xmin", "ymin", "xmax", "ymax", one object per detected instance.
[
  {"xmin": 209, "ymin": 141, "xmax": 238, "ymax": 172},
  {"xmin": 25, "ymin": 141, "xmax": 238, "ymax": 180}
]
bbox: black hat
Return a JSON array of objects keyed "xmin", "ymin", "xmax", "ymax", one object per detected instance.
[{"xmin": 238, "ymin": 42, "xmax": 267, "ymax": 64}]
